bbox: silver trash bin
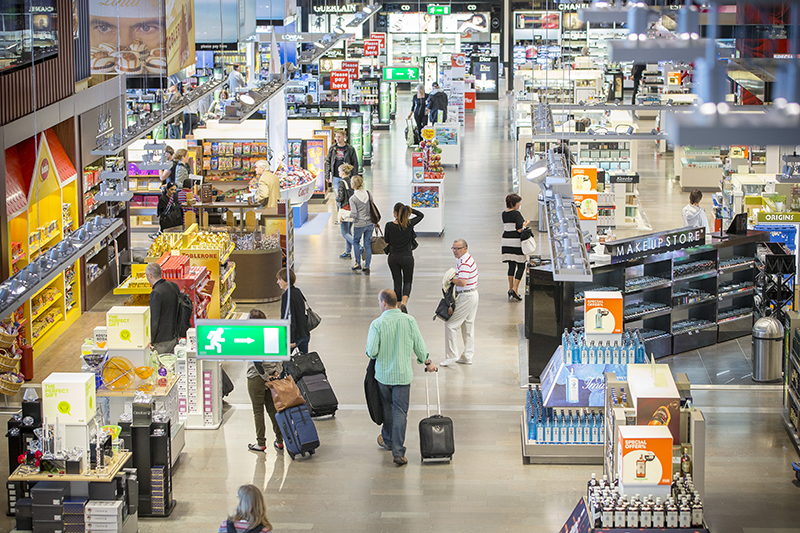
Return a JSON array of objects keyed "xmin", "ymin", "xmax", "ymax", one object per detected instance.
[
  {"xmin": 752, "ymin": 317, "xmax": 783, "ymax": 383},
  {"xmin": 538, "ymin": 193, "xmax": 546, "ymax": 232}
]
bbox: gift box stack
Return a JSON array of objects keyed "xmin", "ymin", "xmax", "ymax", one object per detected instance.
[
  {"xmin": 151, "ymin": 466, "xmax": 166, "ymax": 514},
  {"xmin": 85, "ymin": 500, "xmax": 123, "ymax": 532},
  {"xmin": 63, "ymin": 497, "xmax": 88, "ymax": 532},
  {"xmin": 31, "ymin": 481, "xmax": 68, "ymax": 533}
]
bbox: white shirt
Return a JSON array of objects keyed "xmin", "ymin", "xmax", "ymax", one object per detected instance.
[
  {"xmin": 455, "ymin": 252, "xmax": 478, "ymax": 292},
  {"xmin": 227, "ymin": 70, "xmax": 246, "ymax": 94},
  {"xmin": 681, "ymin": 204, "xmax": 710, "ymax": 233}
]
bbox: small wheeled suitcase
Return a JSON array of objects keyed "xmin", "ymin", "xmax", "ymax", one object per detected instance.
[
  {"xmin": 276, "ymin": 404, "xmax": 320, "ymax": 460},
  {"xmin": 419, "ymin": 369, "xmax": 455, "ymax": 462},
  {"xmin": 297, "ymin": 373, "xmax": 338, "ymax": 417}
]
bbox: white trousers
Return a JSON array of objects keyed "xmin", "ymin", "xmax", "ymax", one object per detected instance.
[{"xmin": 444, "ymin": 290, "xmax": 479, "ymax": 361}]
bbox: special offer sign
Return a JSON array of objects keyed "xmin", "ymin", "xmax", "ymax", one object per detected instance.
[
  {"xmin": 330, "ymin": 71, "xmax": 350, "ymax": 90},
  {"xmin": 584, "ymin": 290, "xmax": 623, "ymax": 335},
  {"xmin": 341, "ymin": 61, "xmax": 359, "ymax": 79},
  {"xmin": 369, "ymin": 32, "xmax": 386, "ymax": 49},
  {"xmin": 364, "ymin": 39, "xmax": 381, "ymax": 57}
]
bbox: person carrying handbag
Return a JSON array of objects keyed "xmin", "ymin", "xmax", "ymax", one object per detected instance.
[
  {"xmin": 336, "ymin": 164, "xmax": 356, "ymax": 259},
  {"xmin": 276, "ymin": 268, "xmax": 311, "ymax": 353},
  {"xmin": 349, "ymin": 175, "xmax": 380, "ymax": 275},
  {"xmin": 245, "ymin": 308, "xmax": 285, "ymax": 453},
  {"xmin": 501, "ymin": 193, "xmax": 530, "ymax": 301},
  {"xmin": 384, "ymin": 203, "xmax": 424, "ymax": 313}
]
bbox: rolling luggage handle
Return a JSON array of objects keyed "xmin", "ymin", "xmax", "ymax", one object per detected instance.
[{"xmin": 424, "ymin": 368, "xmax": 441, "ymax": 418}]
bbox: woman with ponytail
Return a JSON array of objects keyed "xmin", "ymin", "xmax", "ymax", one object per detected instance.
[{"xmin": 383, "ymin": 203, "xmax": 424, "ymax": 313}]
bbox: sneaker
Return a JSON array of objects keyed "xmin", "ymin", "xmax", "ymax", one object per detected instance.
[
  {"xmin": 377, "ymin": 435, "xmax": 391, "ymax": 451},
  {"xmin": 439, "ymin": 358, "xmax": 456, "ymax": 367},
  {"xmin": 248, "ymin": 443, "xmax": 266, "ymax": 452},
  {"xmin": 363, "ymin": 268, "xmax": 370, "ymax": 275},
  {"xmin": 352, "ymin": 265, "xmax": 362, "ymax": 271},
  {"xmin": 340, "ymin": 252, "xmax": 352, "ymax": 259},
  {"xmin": 393, "ymin": 456, "xmax": 408, "ymax": 466},
  {"xmin": 273, "ymin": 441, "xmax": 284, "ymax": 451},
  {"xmin": 455, "ymin": 357, "xmax": 472, "ymax": 365}
]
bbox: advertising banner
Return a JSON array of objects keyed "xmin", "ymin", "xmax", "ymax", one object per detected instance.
[
  {"xmin": 166, "ymin": 0, "xmax": 196, "ymax": 74},
  {"xmin": 584, "ymin": 291, "xmax": 623, "ymax": 335},
  {"xmin": 572, "ymin": 165, "xmax": 598, "ymax": 192},
  {"xmin": 539, "ymin": 347, "xmax": 630, "ymax": 407},
  {"xmin": 573, "ymin": 192, "xmax": 598, "ymax": 221},
  {"xmin": 617, "ymin": 426, "xmax": 673, "ymax": 496},
  {"xmin": 89, "ymin": 0, "xmax": 164, "ymax": 75}
]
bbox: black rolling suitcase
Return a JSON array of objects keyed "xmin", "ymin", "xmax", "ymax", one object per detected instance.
[
  {"xmin": 297, "ymin": 373, "xmax": 338, "ymax": 417},
  {"xmin": 419, "ymin": 370, "xmax": 454, "ymax": 462}
]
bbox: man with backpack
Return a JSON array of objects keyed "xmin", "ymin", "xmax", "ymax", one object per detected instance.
[
  {"xmin": 146, "ymin": 262, "xmax": 186, "ymax": 354},
  {"xmin": 426, "ymin": 82, "xmax": 448, "ymax": 124}
]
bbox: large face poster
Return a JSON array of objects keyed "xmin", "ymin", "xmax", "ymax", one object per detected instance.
[
  {"xmin": 165, "ymin": 0, "xmax": 195, "ymax": 74},
  {"xmin": 389, "ymin": 13, "xmax": 434, "ymax": 34},
  {"xmin": 89, "ymin": 0, "xmax": 165, "ymax": 75},
  {"xmin": 441, "ymin": 13, "xmax": 490, "ymax": 37}
]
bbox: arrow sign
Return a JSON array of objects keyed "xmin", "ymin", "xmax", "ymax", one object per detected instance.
[{"xmin": 195, "ymin": 319, "xmax": 291, "ymax": 361}]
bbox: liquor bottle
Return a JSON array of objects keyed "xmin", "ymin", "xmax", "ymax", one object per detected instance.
[
  {"xmin": 567, "ymin": 411, "xmax": 576, "ymax": 443},
  {"xmin": 544, "ymin": 418, "xmax": 552, "ymax": 443},
  {"xmin": 581, "ymin": 341, "xmax": 589, "ymax": 364},
  {"xmin": 581, "ymin": 410, "xmax": 590, "ymax": 443},
  {"xmin": 592, "ymin": 498, "xmax": 603, "ymax": 528},
  {"xmin": 567, "ymin": 369, "xmax": 580, "ymax": 404},
  {"xmin": 536, "ymin": 417, "xmax": 544, "ymax": 442},
  {"xmin": 587, "ymin": 473, "xmax": 599, "ymax": 501},
  {"xmin": 588, "ymin": 341, "xmax": 596, "ymax": 364},
  {"xmin": 639, "ymin": 500, "xmax": 652, "ymax": 528},
  {"xmin": 612, "ymin": 341, "xmax": 620, "ymax": 364},
  {"xmin": 679, "ymin": 497, "xmax": 692, "ymax": 528},
  {"xmin": 636, "ymin": 454, "xmax": 646, "ymax": 478},
  {"xmin": 665, "ymin": 498, "xmax": 679, "ymax": 528},
  {"xmin": 614, "ymin": 499, "xmax": 627, "ymax": 528},
  {"xmin": 600, "ymin": 474, "xmax": 608, "ymax": 490},
  {"xmin": 652, "ymin": 498, "xmax": 665, "ymax": 528},
  {"xmin": 598, "ymin": 413, "xmax": 605, "ymax": 443},
  {"xmin": 628, "ymin": 341, "xmax": 637, "ymax": 364},
  {"xmin": 681, "ymin": 446, "xmax": 693, "ymax": 476},
  {"xmin": 691, "ymin": 496, "xmax": 704, "ymax": 527},
  {"xmin": 602, "ymin": 499, "xmax": 614, "ymax": 528},
  {"xmin": 626, "ymin": 500, "xmax": 639, "ymax": 528},
  {"xmin": 605, "ymin": 341, "xmax": 613, "ymax": 364},
  {"xmin": 649, "ymin": 405, "xmax": 671, "ymax": 426},
  {"xmin": 559, "ymin": 411, "xmax": 568, "ymax": 443},
  {"xmin": 591, "ymin": 414, "xmax": 599, "ymax": 443}
]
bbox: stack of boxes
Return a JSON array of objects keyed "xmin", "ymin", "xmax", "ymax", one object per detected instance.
[
  {"xmin": 105, "ymin": 306, "xmax": 152, "ymax": 368},
  {"xmin": 158, "ymin": 254, "xmax": 190, "ymax": 279},
  {"xmin": 85, "ymin": 500, "xmax": 123, "ymax": 532},
  {"xmin": 31, "ymin": 481, "xmax": 68, "ymax": 533},
  {"xmin": 63, "ymin": 497, "xmax": 88, "ymax": 532},
  {"xmin": 151, "ymin": 466, "xmax": 166, "ymax": 514}
]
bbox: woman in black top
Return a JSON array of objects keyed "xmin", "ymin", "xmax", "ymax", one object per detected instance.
[
  {"xmin": 407, "ymin": 84, "xmax": 428, "ymax": 145},
  {"xmin": 157, "ymin": 182, "xmax": 183, "ymax": 232},
  {"xmin": 277, "ymin": 268, "xmax": 311, "ymax": 353},
  {"xmin": 502, "ymin": 193, "xmax": 530, "ymax": 301},
  {"xmin": 384, "ymin": 203, "xmax": 424, "ymax": 313}
]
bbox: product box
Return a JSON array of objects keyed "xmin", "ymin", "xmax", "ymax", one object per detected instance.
[
  {"xmin": 84, "ymin": 500, "xmax": 123, "ymax": 517},
  {"xmin": 132, "ymin": 398, "xmax": 154, "ymax": 427},
  {"xmin": 106, "ymin": 307, "xmax": 150, "ymax": 350},
  {"xmin": 31, "ymin": 482, "xmax": 69, "ymax": 506},
  {"xmin": 627, "ymin": 364, "xmax": 681, "ymax": 444},
  {"xmin": 93, "ymin": 327, "xmax": 108, "ymax": 348},
  {"xmin": 617, "ymin": 425, "xmax": 673, "ymax": 498},
  {"xmin": 32, "ymin": 503, "xmax": 63, "ymax": 522},
  {"xmin": 42, "ymin": 373, "xmax": 96, "ymax": 425}
]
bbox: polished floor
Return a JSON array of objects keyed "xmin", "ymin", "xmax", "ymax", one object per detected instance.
[{"xmin": 2, "ymin": 94, "xmax": 800, "ymax": 532}]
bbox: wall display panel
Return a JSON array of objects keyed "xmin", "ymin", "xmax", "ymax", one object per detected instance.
[{"xmin": 0, "ymin": 0, "xmax": 59, "ymax": 75}]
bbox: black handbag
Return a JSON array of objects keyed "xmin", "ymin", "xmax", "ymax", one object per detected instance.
[
  {"xmin": 433, "ymin": 284, "xmax": 457, "ymax": 322},
  {"xmin": 364, "ymin": 358, "xmax": 383, "ymax": 425}
]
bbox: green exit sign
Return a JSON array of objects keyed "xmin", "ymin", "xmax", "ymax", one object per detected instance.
[
  {"xmin": 195, "ymin": 319, "xmax": 290, "ymax": 360},
  {"xmin": 427, "ymin": 4, "xmax": 450, "ymax": 15},
  {"xmin": 383, "ymin": 67, "xmax": 420, "ymax": 82}
]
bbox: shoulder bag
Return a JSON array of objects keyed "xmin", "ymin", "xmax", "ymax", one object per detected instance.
[
  {"xmin": 520, "ymin": 227, "xmax": 537, "ymax": 256},
  {"xmin": 303, "ymin": 294, "xmax": 322, "ymax": 331},
  {"xmin": 371, "ymin": 226, "xmax": 387, "ymax": 255},
  {"xmin": 265, "ymin": 375, "xmax": 306, "ymax": 412},
  {"xmin": 433, "ymin": 283, "xmax": 457, "ymax": 322},
  {"xmin": 367, "ymin": 191, "xmax": 381, "ymax": 224}
]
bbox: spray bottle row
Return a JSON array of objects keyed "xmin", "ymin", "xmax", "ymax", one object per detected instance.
[
  {"xmin": 526, "ymin": 386, "xmax": 604, "ymax": 444},
  {"xmin": 562, "ymin": 329, "xmax": 649, "ymax": 365}
]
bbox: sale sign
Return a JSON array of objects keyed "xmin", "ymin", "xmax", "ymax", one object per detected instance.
[
  {"xmin": 369, "ymin": 32, "xmax": 386, "ymax": 49},
  {"xmin": 330, "ymin": 71, "xmax": 350, "ymax": 90},
  {"xmin": 341, "ymin": 61, "xmax": 359, "ymax": 79},
  {"xmin": 573, "ymin": 192, "xmax": 598, "ymax": 221},
  {"xmin": 364, "ymin": 39, "xmax": 380, "ymax": 56}
]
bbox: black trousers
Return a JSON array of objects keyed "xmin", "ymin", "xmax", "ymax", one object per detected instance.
[
  {"xmin": 413, "ymin": 112, "xmax": 428, "ymax": 144},
  {"xmin": 388, "ymin": 254, "xmax": 415, "ymax": 299}
]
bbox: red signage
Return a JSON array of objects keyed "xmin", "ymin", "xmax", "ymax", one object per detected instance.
[
  {"xmin": 369, "ymin": 32, "xmax": 386, "ymax": 50},
  {"xmin": 412, "ymin": 152, "xmax": 424, "ymax": 167},
  {"xmin": 364, "ymin": 39, "xmax": 380, "ymax": 57},
  {"xmin": 341, "ymin": 61, "xmax": 360, "ymax": 79},
  {"xmin": 464, "ymin": 90, "xmax": 476, "ymax": 110},
  {"xmin": 39, "ymin": 158, "xmax": 50, "ymax": 182},
  {"xmin": 330, "ymin": 71, "xmax": 350, "ymax": 90}
]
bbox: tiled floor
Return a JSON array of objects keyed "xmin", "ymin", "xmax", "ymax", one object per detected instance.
[{"xmin": 1, "ymin": 94, "xmax": 798, "ymax": 532}]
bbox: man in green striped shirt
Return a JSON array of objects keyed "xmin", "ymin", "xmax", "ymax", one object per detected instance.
[{"xmin": 367, "ymin": 289, "xmax": 436, "ymax": 466}]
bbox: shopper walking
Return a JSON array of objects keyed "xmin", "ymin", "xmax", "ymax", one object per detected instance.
[
  {"xmin": 325, "ymin": 129, "xmax": 358, "ymax": 196},
  {"xmin": 253, "ymin": 160, "xmax": 280, "ymax": 208},
  {"xmin": 367, "ymin": 289, "xmax": 436, "ymax": 466},
  {"xmin": 245, "ymin": 309, "xmax": 284, "ymax": 453},
  {"xmin": 441, "ymin": 239, "xmax": 479, "ymax": 367},
  {"xmin": 157, "ymin": 182, "xmax": 183, "ymax": 233},
  {"xmin": 407, "ymin": 83, "xmax": 428, "ymax": 145},
  {"xmin": 384, "ymin": 203, "xmax": 424, "ymax": 313},
  {"xmin": 681, "ymin": 189, "xmax": 711, "ymax": 232},
  {"xmin": 218, "ymin": 484, "xmax": 272, "ymax": 533},
  {"xmin": 426, "ymin": 82, "xmax": 448, "ymax": 124},
  {"xmin": 630, "ymin": 63, "xmax": 646, "ymax": 105},
  {"xmin": 227, "ymin": 64, "xmax": 246, "ymax": 97},
  {"xmin": 173, "ymin": 149, "xmax": 191, "ymax": 189},
  {"xmin": 277, "ymin": 268, "xmax": 311, "ymax": 353},
  {"xmin": 502, "ymin": 193, "xmax": 530, "ymax": 301},
  {"xmin": 159, "ymin": 146, "xmax": 175, "ymax": 184},
  {"xmin": 336, "ymin": 163, "xmax": 355, "ymax": 259},
  {"xmin": 349, "ymin": 175, "xmax": 376, "ymax": 274},
  {"xmin": 146, "ymin": 263, "xmax": 181, "ymax": 355}
]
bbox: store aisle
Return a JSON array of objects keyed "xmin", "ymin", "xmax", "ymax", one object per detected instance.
[{"xmin": 3, "ymin": 97, "xmax": 799, "ymax": 533}]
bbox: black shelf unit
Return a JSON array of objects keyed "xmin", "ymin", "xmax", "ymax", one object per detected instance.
[{"xmin": 525, "ymin": 231, "xmax": 767, "ymax": 382}]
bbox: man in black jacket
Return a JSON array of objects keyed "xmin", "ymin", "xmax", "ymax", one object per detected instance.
[
  {"xmin": 426, "ymin": 82, "xmax": 448, "ymax": 124},
  {"xmin": 325, "ymin": 129, "xmax": 358, "ymax": 206},
  {"xmin": 146, "ymin": 263, "xmax": 181, "ymax": 354}
]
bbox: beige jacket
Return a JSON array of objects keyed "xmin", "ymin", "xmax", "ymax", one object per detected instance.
[{"xmin": 255, "ymin": 170, "xmax": 280, "ymax": 208}]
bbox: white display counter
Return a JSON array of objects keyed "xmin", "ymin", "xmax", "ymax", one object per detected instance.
[
  {"xmin": 434, "ymin": 123, "xmax": 460, "ymax": 167},
  {"xmin": 411, "ymin": 179, "xmax": 445, "ymax": 235}
]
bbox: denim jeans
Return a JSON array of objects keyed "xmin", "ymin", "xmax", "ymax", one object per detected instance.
[
  {"xmin": 340, "ymin": 221, "xmax": 353, "ymax": 254},
  {"xmin": 331, "ymin": 176, "xmax": 342, "ymax": 208},
  {"xmin": 378, "ymin": 383, "xmax": 411, "ymax": 458},
  {"xmin": 352, "ymin": 225, "xmax": 374, "ymax": 268},
  {"xmin": 294, "ymin": 336, "xmax": 310, "ymax": 354}
]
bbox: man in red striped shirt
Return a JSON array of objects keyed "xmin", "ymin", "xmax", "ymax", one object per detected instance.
[{"xmin": 441, "ymin": 239, "xmax": 479, "ymax": 366}]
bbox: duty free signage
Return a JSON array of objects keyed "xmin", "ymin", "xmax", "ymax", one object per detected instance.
[
  {"xmin": 607, "ymin": 227, "xmax": 706, "ymax": 263},
  {"xmin": 196, "ymin": 319, "xmax": 290, "ymax": 361}
]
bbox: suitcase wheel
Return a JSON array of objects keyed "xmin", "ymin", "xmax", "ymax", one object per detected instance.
[
  {"xmin": 310, "ymin": 449, "xmax": 315, "ymax": 455},
  {"xmin": 288, "ymin": 452, "xmax": 296, "ymax": 460}
]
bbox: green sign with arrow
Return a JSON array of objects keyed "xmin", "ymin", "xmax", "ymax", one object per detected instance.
[
  {"xmin": 427, "ymin": 4, "xmax": 450, "ymax": 15},
  {"xmin": 195, "ymin": 319, "xmax": 291, "ymax": 360},
  {"xmin": 383, "ymin": 67, "xmax": 420, "ymax": 82}
]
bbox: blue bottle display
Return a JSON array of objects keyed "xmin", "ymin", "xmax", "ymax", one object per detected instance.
[
  {"xmin": 526, "ymin": 385, "xmax": 604, "ymax": 444},
  {"xmin": 562, "ymin": 329, "xmax": 648, "ymax": 365}
]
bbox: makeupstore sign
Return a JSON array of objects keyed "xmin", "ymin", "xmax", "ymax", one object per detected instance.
[{"xmin": 607, "ymin": 227, "xmax": 706, "ymax": 263}]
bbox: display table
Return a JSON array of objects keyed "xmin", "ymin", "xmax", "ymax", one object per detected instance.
[
  {"xmin": 680, "ymin": 157, "xmax": 723, "ymax": 191},
  {"xmin": 98, "ymin": 377, "xmax": 184, "ymax": 468},
  {"xmin": 434, "ymin": 123, "xmax": 460, "ymax": 167},
  {"xmin": 230, "ymin": 248, "xmax": 283, "ymax": 302},
  {"xmin": 411, "ymin": 179, "xmax": 445, "ymax": 235},
  {"xmin": 8, "ymin": 451, "xmax": 132, "ymax": 482}
]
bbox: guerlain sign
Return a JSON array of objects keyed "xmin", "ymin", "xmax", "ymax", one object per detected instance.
[
  {"xmin": 312, "ymin": 4, "xmax": 357, "ymax": 13},
  {"xmin": 607, "ymin": 227, "xmax": 706, "ymax": 263}
]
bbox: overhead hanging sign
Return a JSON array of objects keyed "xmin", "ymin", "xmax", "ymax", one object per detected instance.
[
  {"xmin": 342, "ymin": 60, "xmax": 360, "ymax": 79},
  {"xmin": 196, "ymin": 319, "xmax": 291, "ymax": 360},
  {"xmin": 606, "ymin": 227, "xmax": 706, "ymax": 263},
  {"xmin": 330, "ymin": 70, "xmax": 350, "ymax": 89},
  {"xmin": 364, "ymin": 39, "xmax": 380, "ymax": 56},
  {"xmin": 428, "ymin": 4, "xmax": 451, "ymax": 15},
  {"xmin": 382, "ymin": 67, "xmax": 420, "ymax": 82},
  {"xmin": 369, "ymin": 32, "xmax": 386, "ymax": 49}
]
